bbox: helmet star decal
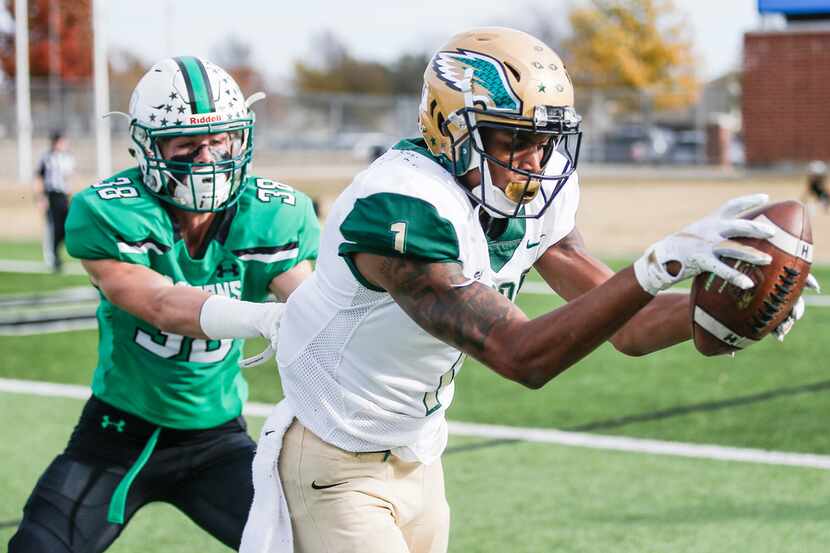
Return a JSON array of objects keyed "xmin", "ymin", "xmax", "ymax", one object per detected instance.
[{"xmin": 433, "ymin": 49, "xmax": 522, "ymax": 112}]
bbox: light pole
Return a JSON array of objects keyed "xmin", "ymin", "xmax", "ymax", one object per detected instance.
[
  {"xmin": 92, "ymin": 0, "xmax": 111, "ymax": 178},
  {"xmin": 14, "ymin": 0, "xmax": 32, "ymax": 183}
]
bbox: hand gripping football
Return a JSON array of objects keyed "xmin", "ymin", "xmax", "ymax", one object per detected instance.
[{"xmin": 690, "ymin": 200, "xmax": 813, "ymax": 356}]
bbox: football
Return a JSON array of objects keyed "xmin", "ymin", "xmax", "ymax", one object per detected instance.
[{"xmin": 690, "ymin": 200, "xmax": 814, "ymax": 356}]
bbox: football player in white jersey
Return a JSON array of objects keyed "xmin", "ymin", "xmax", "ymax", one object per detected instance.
[{"xmin": 242, "ymin": 27, "xmax": 813, "ymax": 553}]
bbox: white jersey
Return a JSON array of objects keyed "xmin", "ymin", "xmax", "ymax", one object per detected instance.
[{"xmin": 278, "ymin": 138, "xmax": 580, "ymax": 464}]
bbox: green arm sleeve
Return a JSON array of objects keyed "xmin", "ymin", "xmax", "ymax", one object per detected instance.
[
  {"xmin": 64, "ymin": 192, "xmax": 152, "ymax": 266},
  {"xmin": 338, "ymin": 191, "xmax": 460, "ymax": 267},
  {"xmin": 65, "ymin": 193, "xmax": 123, "ymax": 261}
]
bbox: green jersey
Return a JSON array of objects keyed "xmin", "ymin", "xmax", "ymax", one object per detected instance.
[{"xmin": 65, "ymin": 167, "xmax": 319, "ymax": 429}]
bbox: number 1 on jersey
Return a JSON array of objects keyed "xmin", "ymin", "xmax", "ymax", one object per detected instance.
[{"xmin": 390, "ymin": 222, "xmax": 407, "ymax": 254}]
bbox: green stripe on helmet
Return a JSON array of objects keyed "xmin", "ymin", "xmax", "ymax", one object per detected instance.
[{"xmin": 174, "ymin": 56, "xmax": 215, "ymax": 114}]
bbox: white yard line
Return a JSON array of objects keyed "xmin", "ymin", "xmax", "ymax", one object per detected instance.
[
  {"xmin": 2, "ymin": 377, "xmax": 829, "ymax": 471},
  {"xmin": 0, "ymin": 259, "xmax": 85, "ymax": 275},
  {"xmin": 0, "ymin": 319, "xmax": 98, "ymax": 335},
  {"xmin": 447, "ymin": 421, "xmax": 830, "ymax": 470},
  {"xmin": 0, "ymin": 286, "xmax": 97, "ymax": 306}
]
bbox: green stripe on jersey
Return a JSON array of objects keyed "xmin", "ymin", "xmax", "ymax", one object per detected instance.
[
  {"xmin": 393, "ymin": 137, "xmax": 453, "ymax": 173},
  {"xmin": 487, "ymin": 215, "xmax": 526, "ymax": 272},
  {"xmin": 338, "ymin": 193, "xmax": 460, "ymax": 287},
  {"xmin": 176, "ymin": 56, "xmax": 214, "ymax": 114}
]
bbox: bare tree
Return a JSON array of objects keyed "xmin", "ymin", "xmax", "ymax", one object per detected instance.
[{"xmin": 210, "ymin": 34, "xmax": 265, "ymax": 93}]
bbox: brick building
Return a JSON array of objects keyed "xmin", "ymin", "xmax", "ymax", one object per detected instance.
[{"xmin": 743, "ymin": 8, "xmax": 830, "ymax": 165}]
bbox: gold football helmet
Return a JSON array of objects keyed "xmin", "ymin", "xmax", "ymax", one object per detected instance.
[{"xmin": 419, "ymin": 27, "xmax": 582, "ymax": 218}]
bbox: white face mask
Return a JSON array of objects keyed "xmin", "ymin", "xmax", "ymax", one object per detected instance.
[
  {"xmin": 160, "ymin": 137, "xmax": 240, "ymax": 210},
  {"xmin": 167, "ymin": 171, "xmax": 232, "ymax": 211}
]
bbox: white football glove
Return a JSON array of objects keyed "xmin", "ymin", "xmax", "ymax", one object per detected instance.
[
  {"xmin": 634, "ymin": 194, "xmax": 777, "ymax": 296},
  {"xmin": 773, "ymin": 273, "xmax": 820, "ymax": 341}
]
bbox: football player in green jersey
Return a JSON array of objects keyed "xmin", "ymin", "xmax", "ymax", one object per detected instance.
[{"xmin": 9, "ymin": 57, "xmax": 320, "ymax": 553}]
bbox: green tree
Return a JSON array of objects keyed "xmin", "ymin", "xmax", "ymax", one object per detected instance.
[
  {"xmin": 211, "ymin": 34, "xmax": 266, "ymax": 94},
  {"xmin": 294, "ymin": 31, "xmax": 389, "ymax": 95},
  {"xmin": 387, "ymin": 52, "xmax": 430, "ymax": 96},
  {"xmin": 108, "ymin": 48, "xmax": 147, "ymax": 100},
  {"xmin": 564, "ymin": 0, "xmax": 698, "ymax": 110},
  {"xmin": 293, "ymin": 31, "xmax": 427, "ymax": 96}
]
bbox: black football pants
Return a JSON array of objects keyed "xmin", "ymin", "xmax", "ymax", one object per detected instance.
[
  {"xmin": 8, "ymin": 396, "xmax": 256, "ymax": 553},
  {"xmin": 45, "ymin": 191, "xmax": 68, "ymax": 271}
]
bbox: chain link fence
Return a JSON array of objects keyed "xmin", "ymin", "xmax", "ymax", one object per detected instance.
[{"xmin": 0, "ymin": 79, "xmax": 720, "ymax": 182}]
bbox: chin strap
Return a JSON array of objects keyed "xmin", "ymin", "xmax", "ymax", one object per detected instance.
[
  {"xmin": 456, "ymin": 68, "xmax": 514, "ymax": 218},
  {"xmin": 469, "ymin": 184, "xmax": 516, "ymax": 218}
]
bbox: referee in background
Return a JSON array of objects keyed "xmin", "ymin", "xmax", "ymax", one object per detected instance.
[{"xmin": 36, "ymin": 130, "xmax": 75, "ymax": 272}]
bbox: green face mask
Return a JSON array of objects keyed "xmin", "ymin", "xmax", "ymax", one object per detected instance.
[{"xmin": 131, "ymin": 119, "xmax": 256, "ymax": 212}]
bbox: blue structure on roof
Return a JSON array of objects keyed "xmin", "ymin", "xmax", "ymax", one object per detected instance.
[{"xmin": 758, "ymin": 0, "xmax": 830, "ymax": 15}]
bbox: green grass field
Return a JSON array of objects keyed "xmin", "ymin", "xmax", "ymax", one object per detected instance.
[
  {"xmin": 2, "ymin": 240, "xmax": 830, "ymax": 552},
  {"xmin": 2, "ymin": 394, "xmax": 830, "ymax": 553},
  {"xmin": 0, "ymin": 241, "xmax": 89, "ymax": 293}
]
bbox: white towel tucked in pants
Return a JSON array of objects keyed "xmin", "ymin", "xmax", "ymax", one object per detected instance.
[{"xmin": 240, "ymin": 400, "xmax": 296, "ymax": 553}]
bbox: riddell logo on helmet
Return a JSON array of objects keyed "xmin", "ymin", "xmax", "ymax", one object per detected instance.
[{"xmin": 188, "ymin": 113, "xmax": 224, "ymax": 124}]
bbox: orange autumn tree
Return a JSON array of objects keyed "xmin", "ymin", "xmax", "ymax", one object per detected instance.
[
  {"xmin": 0, "ymin": 0, "xmax": 92, "ymax": 81},
  {"xmin": 565, "ymin": 0, "xmax": 698, "ymax": 111}
]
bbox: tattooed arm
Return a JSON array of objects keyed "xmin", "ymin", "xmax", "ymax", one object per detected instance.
[
  {"xmin": 535, "ymin": 228, "xmax": 691, "ymax": 356},
  {"xmin": 352, "ymin": 252, "xmax": 653, "ymax": 389}
]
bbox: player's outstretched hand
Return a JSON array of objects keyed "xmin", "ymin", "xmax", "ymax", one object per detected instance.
[
  {"xmin": 239, "ymin": 303, "xmax": 284, "ymax": 368},
  {"xmin": 634, "ymin": 194, "xmax": 777, "ymax": 295},
  {"xmin": 773, "ymin": 273, "xmax": 820, "ymax": 341}
]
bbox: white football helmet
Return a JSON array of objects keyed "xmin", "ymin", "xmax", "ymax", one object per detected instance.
[{"xmin": 128, "ymin": 56, "xmax": 256, "ymax": 211}]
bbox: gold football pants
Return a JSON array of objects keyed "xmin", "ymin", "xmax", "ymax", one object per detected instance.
[{"xmin": 279, "ymin": 419, "xmax": 450, "ymax": 553}]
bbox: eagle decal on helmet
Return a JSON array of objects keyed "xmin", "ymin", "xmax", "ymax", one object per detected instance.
[{"xmin": 433, "ymin": 50, "xmax": 522, "ymax": 113}]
